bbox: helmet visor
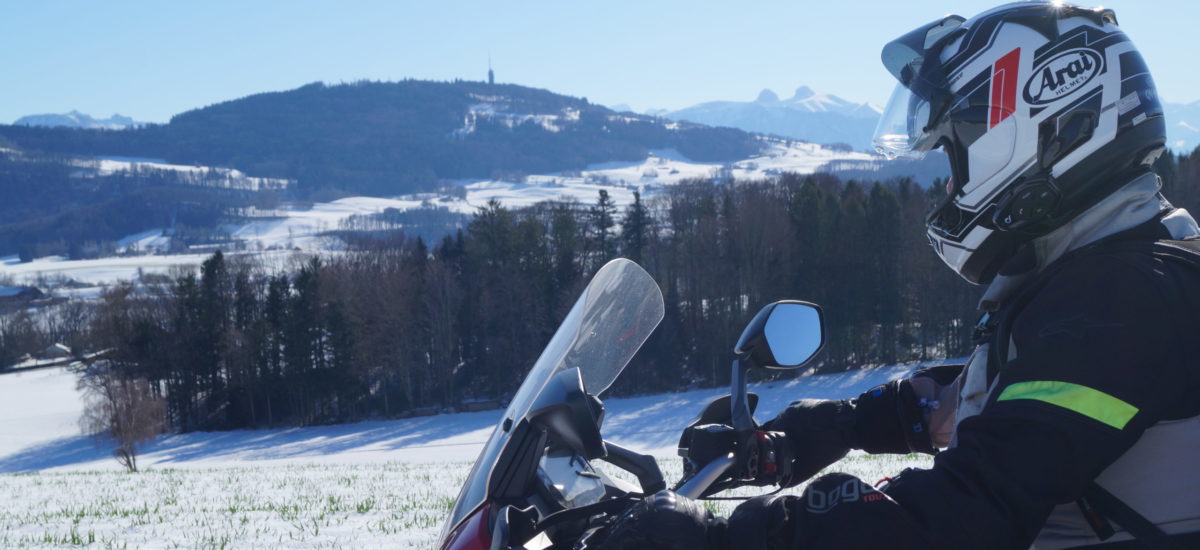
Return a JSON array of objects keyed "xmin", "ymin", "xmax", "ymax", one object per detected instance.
[
  {"xmin": 873, "ymin": 82, "xmax": 936, "ymax": 159},
  {"xmin": 874, "ymin": 14, "xmax": 966, "ymax": 160},
  {"xmin": 880, "ymin": 15, "xmax": 964, "ymax": 85}
]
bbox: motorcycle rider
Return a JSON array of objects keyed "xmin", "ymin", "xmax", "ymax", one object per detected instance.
[{"xmin": 603, "ymin": 2, "xmax": 1200, "ymax": 549}]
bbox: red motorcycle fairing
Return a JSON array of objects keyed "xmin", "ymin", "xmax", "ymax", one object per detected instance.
[{"xmin": 441, "ymin": 503, "xmax": 492, "ymax": 550}]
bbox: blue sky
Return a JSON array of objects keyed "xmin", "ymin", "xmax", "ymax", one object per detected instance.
[{"xmin": 3, "ymin": 1, "xmax": 1198, "ymax": 123}]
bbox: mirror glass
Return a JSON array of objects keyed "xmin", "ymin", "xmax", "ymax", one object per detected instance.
[{"xmin": 763, "ymin": 303, "xmax": 822, "ymax": 367}]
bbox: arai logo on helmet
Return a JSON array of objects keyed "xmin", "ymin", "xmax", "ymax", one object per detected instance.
[{"xmin": 1023, "ymin": 48, "xmax": 1104, "ymax": 106}]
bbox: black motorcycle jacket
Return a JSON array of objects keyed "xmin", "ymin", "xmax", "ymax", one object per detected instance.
[{"xmin": 728, "ymin": 210, "xmax": 1200, "ymax": 549}]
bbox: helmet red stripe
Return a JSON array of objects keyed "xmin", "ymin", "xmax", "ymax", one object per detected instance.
[{"xmin": 989, "ymin": 47, "xmax": 1021, "ymax": 128}]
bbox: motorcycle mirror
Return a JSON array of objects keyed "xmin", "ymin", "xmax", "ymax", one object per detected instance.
[{"xmin": 734, "ymin": 301, "xmax": 825, "ymax": 369}]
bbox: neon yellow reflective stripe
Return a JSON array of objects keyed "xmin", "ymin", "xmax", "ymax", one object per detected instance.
[{"xmin": 997, "ymin": 381, "xmax": 1138, "ymax": 430}]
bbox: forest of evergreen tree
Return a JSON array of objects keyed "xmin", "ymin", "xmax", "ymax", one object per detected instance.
[{"xmin": 8, "ymin": 146, "xmax": 1200, "ymax": 432}]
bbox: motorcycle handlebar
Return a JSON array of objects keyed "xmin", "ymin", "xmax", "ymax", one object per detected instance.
[{"xmin": 675, "ymin": 452, "xmax": 736, "ymax": 499}]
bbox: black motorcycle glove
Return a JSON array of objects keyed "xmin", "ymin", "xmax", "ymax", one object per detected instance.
[
  {"xmin": 761, "ymin": 398, "xmax": 856, "ymax": 486},
  {"xmin": 853, "ymin": 378, "xmax": 937, "ymax": 455},
  {"xmin": 764, "ymin": 371, "xmax": 956, "ymax": 486},
  {"xmin": 854, "ymin": 364, "xmax": 963, "ymax": 455},
  {"xmin": 597, "ymin": 490, "xmax": 726, "ymax": 550}
]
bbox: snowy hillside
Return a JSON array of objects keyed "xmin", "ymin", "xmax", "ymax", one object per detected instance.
[
  {"xmin": 84, "ymin": 156, "xmax": 293, "ymax": 192},
  {"xmin": 0, "ymin": 251, "xmax": 306, "ymax": 294},
  {"xmin": 433, "ymin": 140, "xmax": 872, "ymax": 216},
  {"xmin": 0, "ymin": 140, "xmax": 874, "ymax": 290}
]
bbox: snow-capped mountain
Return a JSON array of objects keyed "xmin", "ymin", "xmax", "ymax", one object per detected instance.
[
  {"xmin": 662, "ymin": 89, "xmax": 1200, "ymax": 154},
  {"xmin": 13, "ymin": 110, "xmax": 143, "ymax": 130},
  {"xmin": 1165, "ymin": 101, "xmax": 1200, "ymax": 153},
  {"xmin": 662, "ymin": 86, "xmax": 883, "ymax": 151}
]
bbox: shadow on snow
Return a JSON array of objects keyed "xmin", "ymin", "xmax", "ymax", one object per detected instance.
[{"xmin": 0, "ymin": 363, "xmax": 941, "ymax": 473}]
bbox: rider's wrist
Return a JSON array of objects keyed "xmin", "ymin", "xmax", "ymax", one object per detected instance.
[{"xmin": 852, "ymin": 380, "xmax": 933, "ymax": 454}]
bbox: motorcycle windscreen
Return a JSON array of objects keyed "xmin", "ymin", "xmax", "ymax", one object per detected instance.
[{"xmin": 439, "ymin": 258, "xmax": 665, "ymax": 544}]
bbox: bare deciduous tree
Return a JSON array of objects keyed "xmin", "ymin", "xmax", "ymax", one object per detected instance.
[{"xmin": 79, "ymin": 366, "xmax": 166, "ymax": 472}]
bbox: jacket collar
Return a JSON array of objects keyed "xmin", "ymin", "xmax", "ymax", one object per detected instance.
[{"xmin": 979, "ymin": 172, "xmax": 1200, "ymax": 311}]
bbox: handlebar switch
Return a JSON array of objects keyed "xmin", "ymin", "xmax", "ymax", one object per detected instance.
[{"xmin": 678, "ymin": 424, "xmax": 737, "ymax": 477}]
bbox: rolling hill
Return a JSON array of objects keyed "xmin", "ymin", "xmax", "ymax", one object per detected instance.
[{"xmin": 0, "ymin": 80, "xmax": 764, "ymax": 197}]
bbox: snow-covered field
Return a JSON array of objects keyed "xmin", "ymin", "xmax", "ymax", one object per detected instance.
[
  {"xmin": 0, "ymin": 454, "xmax": 927, "ymax": 549},
  {"xmin": 89, "ymin": 156, "xmax": 293, "ymax": 192},
  {"xmin": 169, "ymin": 141, "xmax": 873, "ymax": 256},
  {"xmin": 0, "ymin": 362, "xmax": 942, "ymax": 548},
  {"xmin": 0, "ymin": 250, "xmax": 313, "ymax": 300},
  {"xmin": 1, "ymin": 253, "xmax": 225, "ymax": 286}
]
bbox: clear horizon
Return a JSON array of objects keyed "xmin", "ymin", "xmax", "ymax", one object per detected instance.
[{"xmin": 4, "ymin": 0, "xmax": 1199, "ymax": 123}]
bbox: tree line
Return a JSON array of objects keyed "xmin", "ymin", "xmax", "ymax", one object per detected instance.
[
  {"xmin": 75, "ymin": 173, "xmax": 978, "ymax": 431},
  {"xmin": 14, "ymin": 146, "xmax": 1200, "ymax": 433}
]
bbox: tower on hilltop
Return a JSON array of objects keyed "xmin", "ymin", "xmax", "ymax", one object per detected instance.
[{"xmin": 488, "ymin": 54, "xmax": 495, "ymax": 85}]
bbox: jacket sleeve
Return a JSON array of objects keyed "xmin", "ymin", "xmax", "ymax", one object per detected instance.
[{"xmin": 730, "ymin": 253, "xmax": 1192, "ymax": 550}]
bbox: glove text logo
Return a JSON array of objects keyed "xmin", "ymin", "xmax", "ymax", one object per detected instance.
[{"xmin": 805, "ymin": 477, "xmax": 883, "ymax": 514}]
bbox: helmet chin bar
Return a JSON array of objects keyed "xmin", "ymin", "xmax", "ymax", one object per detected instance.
[{"xmin": 929, "ymin": 223, "xmax": 1025, "ymax": 286}]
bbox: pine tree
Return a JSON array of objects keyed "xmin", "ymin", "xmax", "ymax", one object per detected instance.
[
  {"xmin": 867, "ymin": 183, "xmax": 903, "ymax": 364},
  {"xmin": 589, "ymin": 189, "xmax": 617, "ymax": 268},
  {"xmin": 197, "ymin": 251, "xmax": 231, "ymax": 427},
  {"xmin": 550, "ymin": 203, "xmax": 582, "ymax": 307},
  {"xmin": 621, "ymin": 190, "xmax": 648, "ymax": 265}
]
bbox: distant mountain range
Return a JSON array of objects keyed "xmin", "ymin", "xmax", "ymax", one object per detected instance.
[
  {"xmin": 644, "ymin": 87, "xmax": 1200, "ymax": 154},
  {"xmin": 14, "ymin": 110, "xmax": 144, "ymax": 130},
  {"xmin": 659, "ymin": 87, "xmax": 882, "ymax": 151}
]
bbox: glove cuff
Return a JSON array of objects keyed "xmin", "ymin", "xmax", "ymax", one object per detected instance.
[
  {"xmin": 851, "ymin": 379, "xmax": 936, "ymax": 454},
  {"xmin": 706, "ymin": 516, "xmax": 729, "ymax": 550}
]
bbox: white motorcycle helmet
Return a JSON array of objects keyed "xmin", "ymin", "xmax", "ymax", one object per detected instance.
[{"xmin": 874, "ymin": 1, "xmax": 1166, "ymax": 284}]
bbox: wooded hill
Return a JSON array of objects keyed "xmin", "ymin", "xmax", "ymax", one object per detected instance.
[
  {"xmin": 0, "ymin": 80, "xmax": 763, "ymax": 198},
  {"xmin": 0, "ymin": 150, "xmax": 266, "ymax": 259}
]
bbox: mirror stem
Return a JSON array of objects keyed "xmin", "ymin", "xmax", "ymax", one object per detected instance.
[
  {"xmin": 730, "ymin": 358, "xmax": 757, "ymax": 481},
  {"xmin": 730, "ymin": 358, "xmax": 753, "ymax": 435}
]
